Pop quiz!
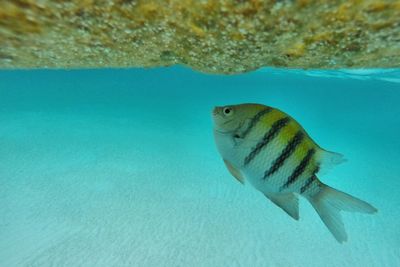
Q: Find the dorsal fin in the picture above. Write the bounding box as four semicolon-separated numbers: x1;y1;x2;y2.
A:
265;193;299;220
316;149;347;175
223;159;245;184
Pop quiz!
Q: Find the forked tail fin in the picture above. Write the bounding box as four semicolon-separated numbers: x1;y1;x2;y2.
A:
308;183;377;243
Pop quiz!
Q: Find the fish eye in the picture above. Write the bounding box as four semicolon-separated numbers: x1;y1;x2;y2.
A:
223;107;233;116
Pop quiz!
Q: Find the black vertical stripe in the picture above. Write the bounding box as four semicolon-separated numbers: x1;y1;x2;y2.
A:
300;166;320;194
263;131;304;179
241;107;272;139
244;117;290;166
300;175;316;194
280;148;316;191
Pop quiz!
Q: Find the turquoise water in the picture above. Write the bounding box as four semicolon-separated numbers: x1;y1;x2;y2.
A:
0;67;399;266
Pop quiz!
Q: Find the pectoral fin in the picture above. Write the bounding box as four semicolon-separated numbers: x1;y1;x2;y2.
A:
223;159;245;184
265;193;299;220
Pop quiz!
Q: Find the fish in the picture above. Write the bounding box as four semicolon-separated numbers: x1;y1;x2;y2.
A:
212;103;377;243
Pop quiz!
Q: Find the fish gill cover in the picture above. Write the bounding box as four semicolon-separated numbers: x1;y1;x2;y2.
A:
0;0;399;73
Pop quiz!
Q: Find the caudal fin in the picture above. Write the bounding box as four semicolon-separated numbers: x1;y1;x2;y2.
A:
308;184;377;243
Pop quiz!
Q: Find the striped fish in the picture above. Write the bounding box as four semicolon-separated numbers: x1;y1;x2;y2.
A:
212;103;377;243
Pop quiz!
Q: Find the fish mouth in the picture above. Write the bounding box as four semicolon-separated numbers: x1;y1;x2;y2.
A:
212;106;221;116
213;118;237;135
223;118;234;125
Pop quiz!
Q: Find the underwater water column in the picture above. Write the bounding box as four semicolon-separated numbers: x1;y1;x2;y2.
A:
0;67;399;267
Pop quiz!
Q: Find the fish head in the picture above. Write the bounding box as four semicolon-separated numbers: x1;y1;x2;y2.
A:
212;103;266;134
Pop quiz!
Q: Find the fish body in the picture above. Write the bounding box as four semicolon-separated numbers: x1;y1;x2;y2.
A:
212;103;377;243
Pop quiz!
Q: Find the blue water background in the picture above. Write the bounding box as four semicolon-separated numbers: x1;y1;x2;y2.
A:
0;67;399;266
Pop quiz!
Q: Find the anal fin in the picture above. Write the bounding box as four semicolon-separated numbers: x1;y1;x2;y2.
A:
265;193;299;220
223;159;245;184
